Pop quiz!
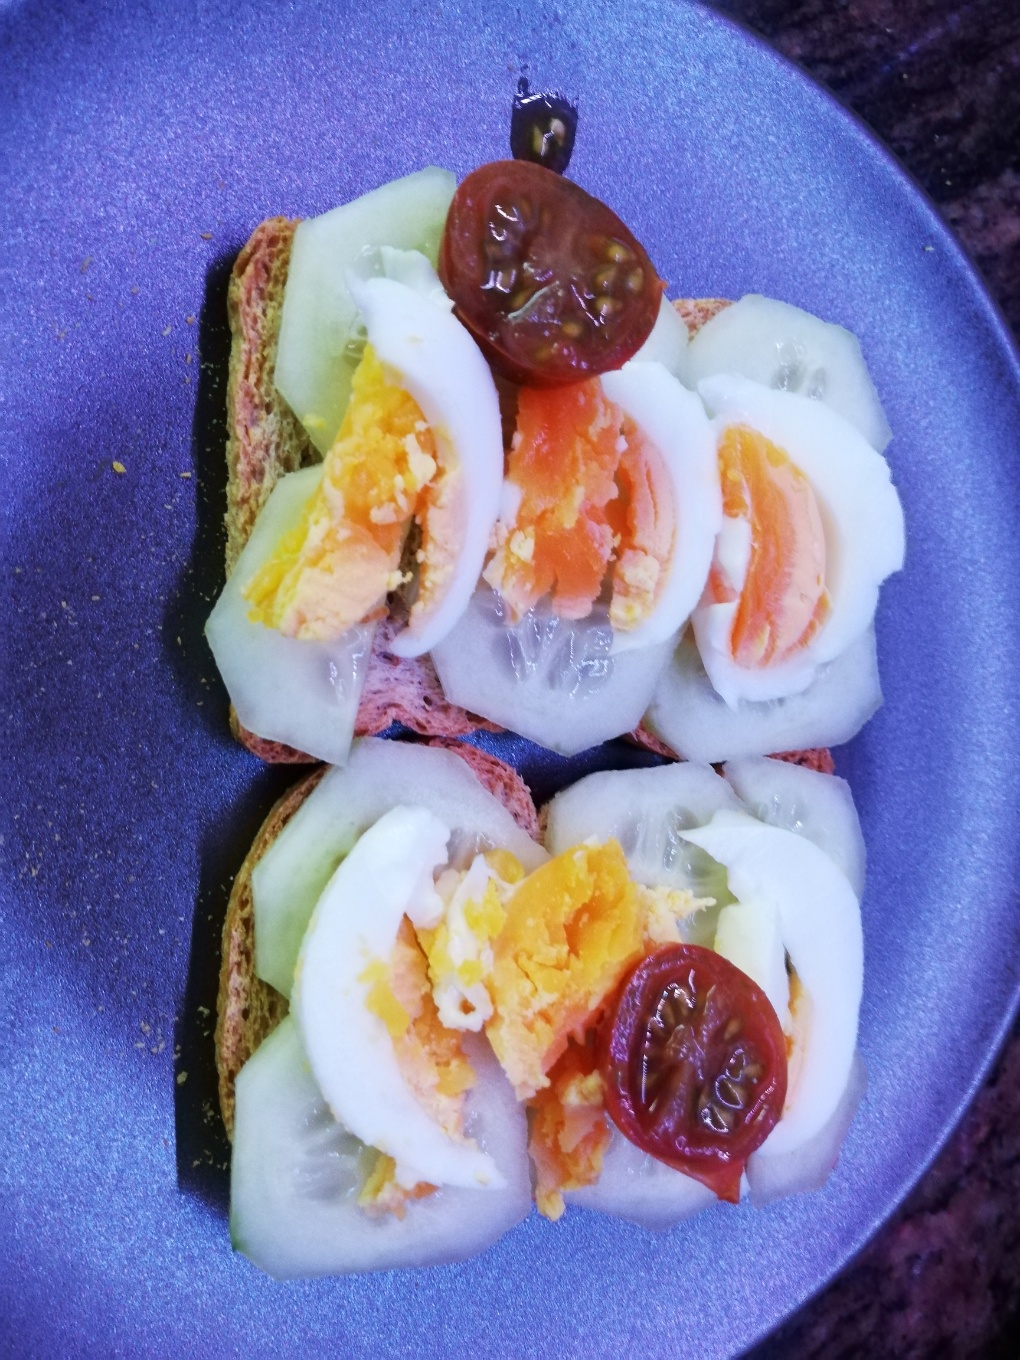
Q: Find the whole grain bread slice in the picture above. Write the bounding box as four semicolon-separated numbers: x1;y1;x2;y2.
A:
214;739;540;1138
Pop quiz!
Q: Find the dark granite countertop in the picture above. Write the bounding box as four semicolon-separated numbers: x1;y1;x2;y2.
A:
710;3;1020;1355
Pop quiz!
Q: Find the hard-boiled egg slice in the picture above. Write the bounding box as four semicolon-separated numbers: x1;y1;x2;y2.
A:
429;361;719;754
692;374;904;706
680;809;863;1158
600;360;721;652
292;804;505;1191
346;252;504;656
243;250;503;659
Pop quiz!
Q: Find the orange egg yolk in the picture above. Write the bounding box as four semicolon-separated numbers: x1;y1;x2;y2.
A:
605;415;677;631
485;839;644;1100
484;380;675;628
709;423;830;667
528;1036;611;1221
359;918;475;1217
243;345;441;641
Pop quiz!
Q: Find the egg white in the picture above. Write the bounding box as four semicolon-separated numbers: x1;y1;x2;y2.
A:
599;360;721;654
346;250;504;657
693;374;905;706
681;809;863;1159
292;803;505;1192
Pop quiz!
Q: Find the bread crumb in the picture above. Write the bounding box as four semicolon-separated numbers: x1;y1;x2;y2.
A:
80;257;91;273
176;1071;188;1085
162;325;172;337
200;232;213;240
186;314;196;325
179;471;192;479
112;461;126;474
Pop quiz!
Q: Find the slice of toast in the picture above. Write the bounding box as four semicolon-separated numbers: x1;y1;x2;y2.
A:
214;739;540;1138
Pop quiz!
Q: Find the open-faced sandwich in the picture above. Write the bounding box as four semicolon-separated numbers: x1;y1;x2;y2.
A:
204;98;904;767
217;738;868;1278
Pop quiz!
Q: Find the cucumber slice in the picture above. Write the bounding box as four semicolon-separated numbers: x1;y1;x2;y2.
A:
565;1130;716;1230
543;762;741;945
723;756;866;898
645;625;883;764
252;737;546;998
230;1018;531;1279
430;589;675;757
544;761;740;890
682;293;892;452
205;467;373;767
274;167;457;455
630;294;690;379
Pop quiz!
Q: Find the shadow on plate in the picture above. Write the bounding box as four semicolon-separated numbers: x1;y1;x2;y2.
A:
167;247;303;1210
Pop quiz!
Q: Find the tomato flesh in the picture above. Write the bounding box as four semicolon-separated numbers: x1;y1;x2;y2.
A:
597;944;788;1202
439;161;662;386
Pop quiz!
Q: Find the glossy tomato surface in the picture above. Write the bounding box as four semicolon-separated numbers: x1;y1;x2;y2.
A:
598;944;788;1201
439;160;662;385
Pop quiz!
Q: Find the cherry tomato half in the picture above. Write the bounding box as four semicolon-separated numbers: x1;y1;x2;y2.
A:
597;944;788;1202
439;161;662;386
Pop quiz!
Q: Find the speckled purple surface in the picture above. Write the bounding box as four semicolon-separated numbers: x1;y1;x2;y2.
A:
2;2;1020;1357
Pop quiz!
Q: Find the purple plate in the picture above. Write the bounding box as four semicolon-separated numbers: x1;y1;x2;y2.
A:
2;1;1019;1355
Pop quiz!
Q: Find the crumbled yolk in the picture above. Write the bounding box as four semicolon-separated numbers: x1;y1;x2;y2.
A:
418;852;524;1032
358;1151;437;1219
359;919;475;1217
484;380;676;630
484;380;621;621
359;957;410;1040
485;839;644;1100
709;423;830;668
529;1037;611;1221
243;344;439;640
483;847;526;886
640;883;715;946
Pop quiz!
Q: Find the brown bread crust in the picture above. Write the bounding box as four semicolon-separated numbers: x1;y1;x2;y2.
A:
225;217;319;576
215;767;326;1139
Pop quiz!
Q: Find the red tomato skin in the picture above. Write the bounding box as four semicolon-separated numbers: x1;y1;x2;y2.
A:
439;161;663;387
597;944;789;1203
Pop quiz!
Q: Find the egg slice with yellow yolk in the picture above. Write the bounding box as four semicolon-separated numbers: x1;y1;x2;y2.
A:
244;252;503;657
693;373;905;707
680;809;863;1160
244;344;438;638
293;803;505;1192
